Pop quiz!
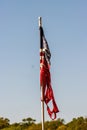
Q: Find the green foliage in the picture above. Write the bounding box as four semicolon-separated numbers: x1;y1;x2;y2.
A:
44;118;64;130
66;116;87;130
1;116;87;130
0;117;36;130
57;125;67;130
0;117;10;129
27;123;41;130
22;117;36;126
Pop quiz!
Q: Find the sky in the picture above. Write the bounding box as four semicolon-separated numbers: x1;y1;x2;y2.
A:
0;0;87;124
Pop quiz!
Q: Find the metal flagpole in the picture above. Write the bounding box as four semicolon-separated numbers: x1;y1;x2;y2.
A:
38;17;45;130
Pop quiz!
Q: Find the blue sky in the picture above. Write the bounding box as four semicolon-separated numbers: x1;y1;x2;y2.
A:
0;0;87;123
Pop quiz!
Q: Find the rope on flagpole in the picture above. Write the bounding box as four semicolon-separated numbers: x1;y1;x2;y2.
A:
38;17;45;130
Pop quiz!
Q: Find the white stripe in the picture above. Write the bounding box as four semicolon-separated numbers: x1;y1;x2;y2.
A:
40;56;44;60
40;49;44;52
40;63;44;68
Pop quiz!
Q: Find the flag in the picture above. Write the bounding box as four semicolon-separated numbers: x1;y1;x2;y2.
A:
40;26;59;120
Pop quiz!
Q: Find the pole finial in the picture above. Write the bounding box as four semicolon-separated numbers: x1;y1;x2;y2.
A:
38;17;42;27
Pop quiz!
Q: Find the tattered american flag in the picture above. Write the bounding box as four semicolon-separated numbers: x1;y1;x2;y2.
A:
40;26;59;120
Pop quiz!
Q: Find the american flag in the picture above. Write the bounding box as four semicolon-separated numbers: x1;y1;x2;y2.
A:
40;26;59;120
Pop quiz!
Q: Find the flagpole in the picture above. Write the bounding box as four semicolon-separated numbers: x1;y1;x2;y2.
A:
38;17;45;130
